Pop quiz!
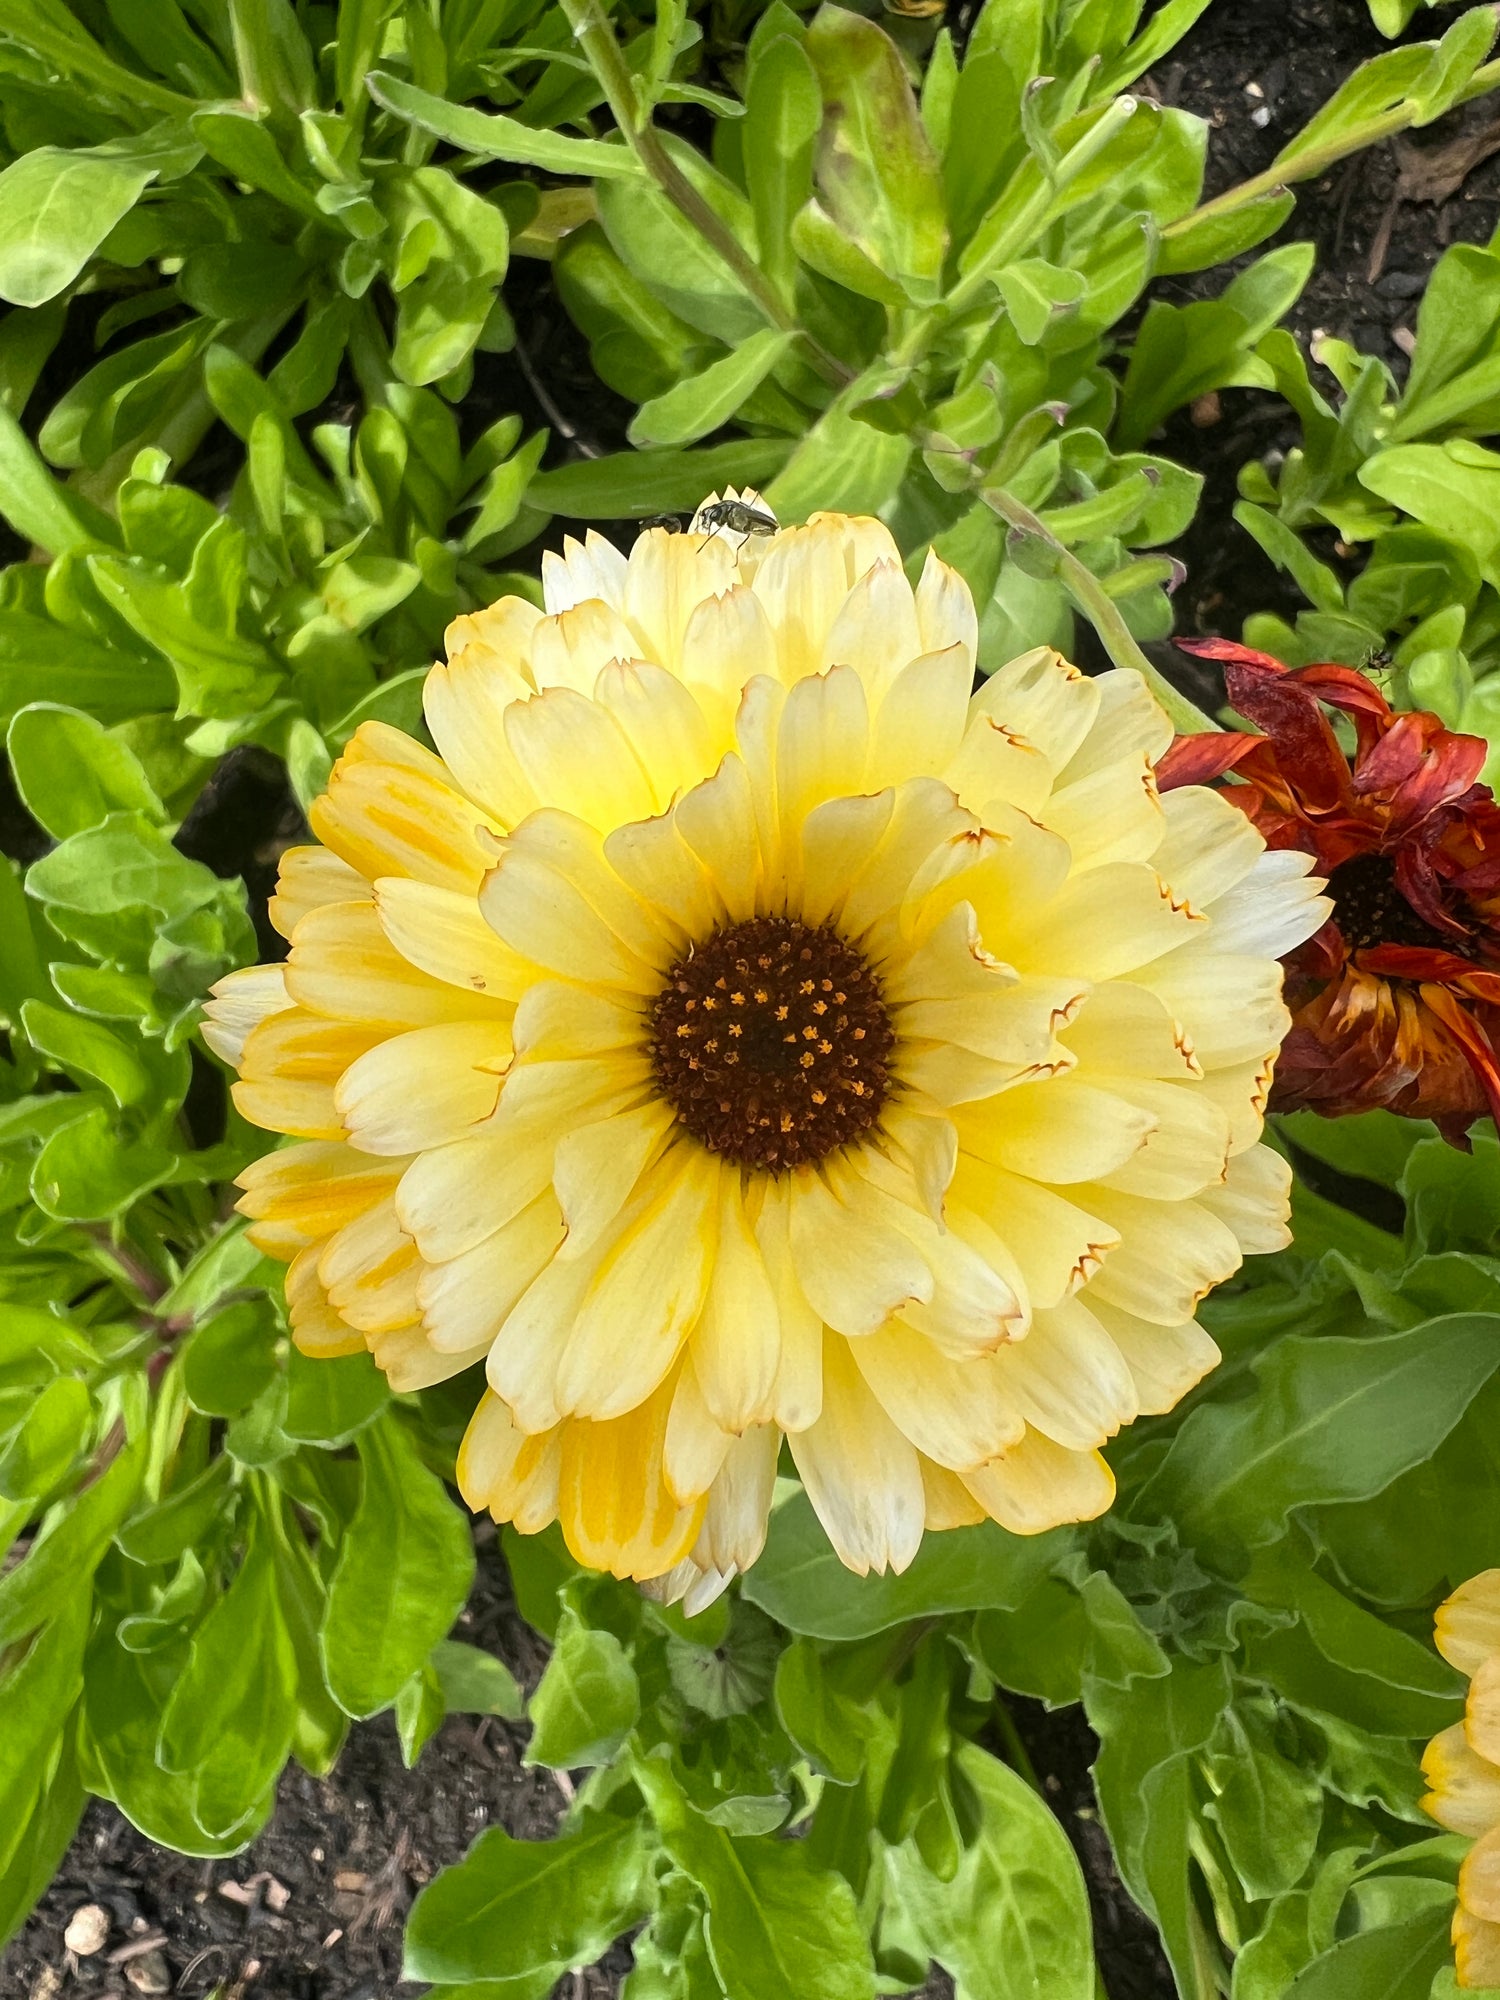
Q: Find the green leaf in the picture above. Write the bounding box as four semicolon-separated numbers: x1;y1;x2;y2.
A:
742;1491;1062;1639
1284;1903;1452;1998
367;72;644;180
181;1301;279;1419
1204;1704;1322;1903
804;4;948;304
282;1345;389;1445
0;1376;91;1502
31;1102;176;1221
629;329;798;448
0;1715;83;1951
1138;1312;1500;1568
321;1417;475;1719
1360;440;1500;588
743;33;822;302
403;1817;654;1986
526;439;793;518
525;1606;640;1769
19;1000;152;1108
885;1742;1095;2000
433;1640;523;1721
0;1589;88;1877
157;1524;298;1838
774;1638;879;1783
116;1457;234;1567
0;406;119;557
1408;4;1500;125
992;258;1087;345
642;1761;875;2000
7;703;165;839
0;1440;144;1647
0;146;163;308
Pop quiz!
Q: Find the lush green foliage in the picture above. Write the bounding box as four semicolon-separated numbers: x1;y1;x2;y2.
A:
6;3;1500;1998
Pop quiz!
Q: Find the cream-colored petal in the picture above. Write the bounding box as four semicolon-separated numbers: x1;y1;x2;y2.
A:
970;647;1099;775
1468;1656;1500;1770
1195;1141;1291;1253
752;517;897;685
756;1176;824;1432
853;1321;1025;1469
511;980;645;1060
1454;1902;1500;1989
1130;947;1288;1069
776;666;870;865
691;1424;779;1575
678;582;778;721
819;556;922;704
788;1166;932;1338
943;712;1054;822
1439;1571;1500;1678
914;548;977;674
334;1020;509;1155
952;1157;1116;1309
1082;1186;1243;1325
789;1330;926;1576
596;658;718;808
998;1295;1138;1450
605;809;721;946
417;1191;564;1353
625;526;738;670
457;1390;562;1534
1089;1076;1232;1203
1204;847;1329;958
373;877;535;1001
424;641;536;826
960;1077;1154;1186
478;820;664;995
1197;1052;1277;1154
1061;980;1202;1081
846;1150;1023;1355
487;1243;600;1434
367;1321;489;1392
504;684;657;829
553;1097;675;1256
396;1123;553;1262
556;1146;718;1420
235;1009;386;1140
673;754;763;924
1464;1826;1500;1927
202;964;292;1066
269;845;371;941
286;901;510;1028
1084;1299;1221;1416
527;597;641;694
1150;785;1264;908
922;1458;987;1529
541;530;628;616
841;777;990;949
879;1101;958;1224
798;791;896;930
1043;754;1162;869
1007;863;1208;983
1058;669;1172;784
664;1357;734;1504
961;1428;1115;1535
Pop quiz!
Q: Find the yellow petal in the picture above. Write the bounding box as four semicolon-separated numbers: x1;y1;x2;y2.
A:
424;632;537;825
373;877;535;1000
367;1320;488;1392
943;711;1054;822
1425;1722;1500;1836
625;525;738;670
541;531;628;616
310;724;499;893
756;1177;824;1432
819;556;922;703
1472;1663;1500;1792
269;845;371;942
557;1377;707;1580
1008;863;1207;984
318;1195;421;1334
1454;1902;1500;1989
678;582;778;721
952;1157;1116;1309
334;1020;509;1155
396;1124;553;1262
202;964;292;1067
553;1097;675;1256
789;1330;926;1576
596;658;718;807
798;791;895;929
664;1357;734;1503
417;1191;564;1353
752;517;898;684
237;1142;401;1255
557;1146;718;1420
1057;669;1171;784
1441;1573;1500;1678
692;1424;780;1574
867;644;978;807
487;1240;598;1433
605;809;721;947
1089;1076;1232;1203
504;683;657;830
690;1173;781;1432
1129;947;1288;1069
922;1457;987;1529
1043;754;1161;870
673;754;763;924
287;900;510;1029
511;980;646;1060
478;819;663;994
1061;980;1202;1081
1150;784;1264;908
961;1428;1115;1535
528;597;640;694
235;1009;385;1140
788;1165;932;1338
776;666;870;866
285;1244;366;1358
458;1391;562;1534
960;1076;1155;1185
914;548;977;674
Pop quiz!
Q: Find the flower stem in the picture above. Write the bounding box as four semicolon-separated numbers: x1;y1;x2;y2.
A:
980;486;1220;735
557;0;850;387
1163;47;1500;246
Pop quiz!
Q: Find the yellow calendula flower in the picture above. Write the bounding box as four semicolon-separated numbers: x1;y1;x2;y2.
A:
1424;1569;1500;1989
205;495;1326;1600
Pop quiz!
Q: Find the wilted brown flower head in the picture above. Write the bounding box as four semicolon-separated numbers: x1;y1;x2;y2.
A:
1160;640;1500;1147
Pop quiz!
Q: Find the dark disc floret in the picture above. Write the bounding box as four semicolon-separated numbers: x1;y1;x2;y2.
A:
648;916;895;1171
1326;850;1474;958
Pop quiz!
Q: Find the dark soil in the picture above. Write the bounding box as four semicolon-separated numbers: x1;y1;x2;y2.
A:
9;4;1500;1999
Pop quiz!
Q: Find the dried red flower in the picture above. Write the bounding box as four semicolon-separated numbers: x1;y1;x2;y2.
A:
1159;640;1500;1145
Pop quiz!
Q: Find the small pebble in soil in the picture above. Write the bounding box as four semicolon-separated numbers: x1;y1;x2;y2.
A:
123;1949;172;1995
64;1904;111;1956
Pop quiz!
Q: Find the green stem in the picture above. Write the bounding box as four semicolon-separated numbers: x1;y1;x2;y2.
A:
557;0;851;387
1164;49;1500;244
980;485;1220;735
991;1694;1045;1794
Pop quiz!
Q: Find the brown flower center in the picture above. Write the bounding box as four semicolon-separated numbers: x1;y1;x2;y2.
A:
648;916;895;1171
1327;850;1469;957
